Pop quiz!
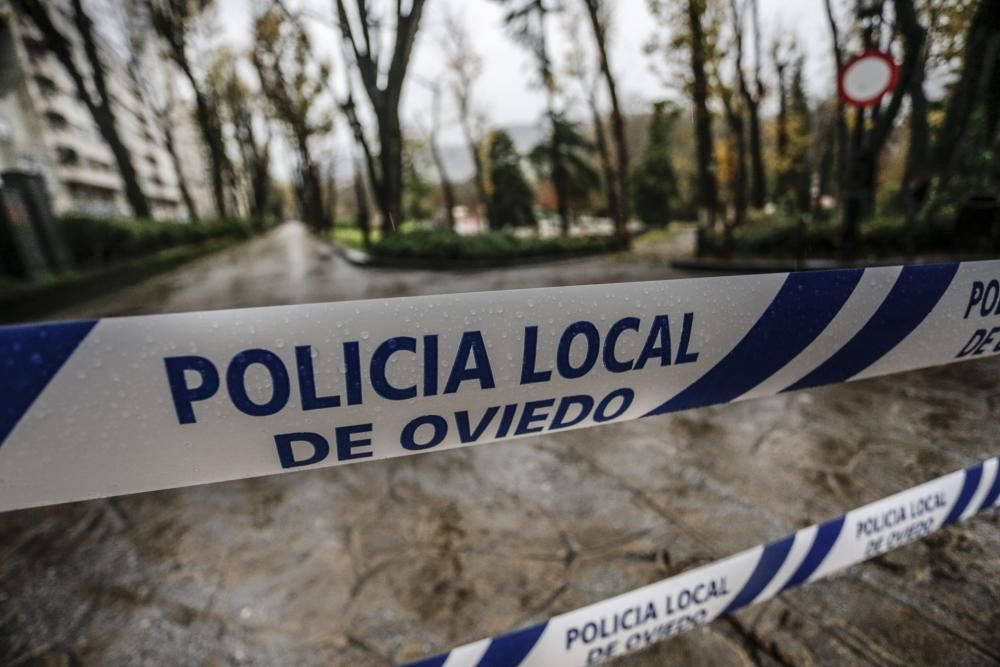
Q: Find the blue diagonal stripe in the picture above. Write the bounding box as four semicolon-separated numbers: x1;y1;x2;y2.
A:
643;268;863;417
785;263;958;393
404;654;448;667
976;464;1000;513
476;622;547;667
723;534;795;614
779;516;845;592
943;464;984;525
0;320;97;447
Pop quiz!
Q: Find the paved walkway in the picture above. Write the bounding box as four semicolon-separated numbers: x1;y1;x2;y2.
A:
2;223;998;666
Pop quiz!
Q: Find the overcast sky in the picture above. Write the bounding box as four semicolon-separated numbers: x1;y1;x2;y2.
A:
212;0;838;178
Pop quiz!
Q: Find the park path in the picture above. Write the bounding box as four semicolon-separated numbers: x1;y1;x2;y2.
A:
50;221;699;320
2;222;998;666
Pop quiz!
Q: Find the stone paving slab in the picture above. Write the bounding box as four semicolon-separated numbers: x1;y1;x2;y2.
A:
2;223;997;666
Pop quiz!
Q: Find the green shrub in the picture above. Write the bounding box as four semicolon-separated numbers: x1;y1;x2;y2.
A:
60;215;274;268
369;228;624;262
698;212;987;259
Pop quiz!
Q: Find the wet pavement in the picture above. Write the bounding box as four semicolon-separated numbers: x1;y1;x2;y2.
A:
2;222;998;666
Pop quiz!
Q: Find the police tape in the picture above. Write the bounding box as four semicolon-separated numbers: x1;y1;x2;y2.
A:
404;456;1000;667
1;261;999;511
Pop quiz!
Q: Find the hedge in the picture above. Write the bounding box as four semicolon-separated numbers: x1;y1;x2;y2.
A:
369;228;625;262
699;213;995;259
60;215;274;269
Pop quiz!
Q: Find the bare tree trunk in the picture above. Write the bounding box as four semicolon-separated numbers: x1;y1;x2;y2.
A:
353;159;371;248
325;164;338;227
582;0;629;242
838;0;925;256
335;0;427;235
377;104;405;232
773;53;790;199
246;124;271;221
296;133;327;231
687;0;719;230
587;91;619;235
823;0;849;205
190;84;230;220
550;110;571;236
426;82;457;229
429;136;457;229
721;93;748;250
161;115;199;221
730;0;766;209
340;91;383;217
902;56;929;232
745;97;766;208
536;10;570;236
464;126;491;228
16;0;151;218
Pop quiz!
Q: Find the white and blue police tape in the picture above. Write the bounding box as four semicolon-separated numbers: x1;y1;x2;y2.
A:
404;456;1000;667
1;261;1000;511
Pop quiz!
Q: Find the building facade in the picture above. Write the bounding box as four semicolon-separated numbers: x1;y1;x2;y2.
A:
0;3;209;221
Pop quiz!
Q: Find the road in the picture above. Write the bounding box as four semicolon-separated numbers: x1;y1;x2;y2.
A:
2;222;998;666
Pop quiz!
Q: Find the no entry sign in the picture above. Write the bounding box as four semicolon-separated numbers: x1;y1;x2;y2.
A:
838;49;898;107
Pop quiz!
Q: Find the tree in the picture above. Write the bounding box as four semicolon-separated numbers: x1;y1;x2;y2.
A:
649;0;721;229
352;158;372;247
115;1;197;221
772;38;791;200
15;0;151;218
493;0;571;234
713;44;748;242
580;0;630;242
418;80;457;229
772;37;812;211
403;139;434;221
157;93;201;221
729;0;767;208
335;0;428;234
148;0;233;219
530;115;602;224
632;102;680;227
563;13;618;229
213;53;271;222
488;131;536;229
824;0;927;254
441;8;490;227
915;0;1000;224
784;56;813;211
252;5;330;230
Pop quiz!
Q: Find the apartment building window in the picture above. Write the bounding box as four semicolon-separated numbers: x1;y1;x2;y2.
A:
56;146;79;166
44;110;69;129
34;74;58;96
22;35;47;60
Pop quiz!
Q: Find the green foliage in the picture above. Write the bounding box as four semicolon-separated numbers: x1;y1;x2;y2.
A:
369;228;623;263
775;56;812;211
403;141;434;221
488;130;536;228
60;216;274;269
632;102;679;227
698;213;991;259
529;114;602;213
252;5;332;231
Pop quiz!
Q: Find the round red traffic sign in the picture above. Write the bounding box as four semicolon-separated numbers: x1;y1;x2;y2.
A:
838;50;899;107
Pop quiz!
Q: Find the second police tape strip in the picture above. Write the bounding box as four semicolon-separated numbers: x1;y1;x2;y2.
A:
1;261;1000;510
404;455;1000;667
